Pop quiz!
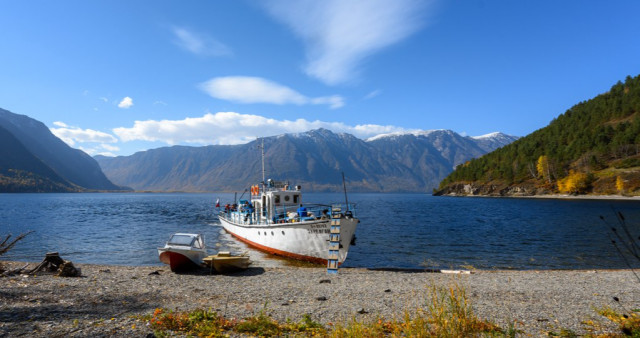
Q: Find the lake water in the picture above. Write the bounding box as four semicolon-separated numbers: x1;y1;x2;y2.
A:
1;193;639;270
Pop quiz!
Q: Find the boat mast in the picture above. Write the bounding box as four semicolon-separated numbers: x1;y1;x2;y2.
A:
261;138;265;186
259;138;267;223
342;172;349;213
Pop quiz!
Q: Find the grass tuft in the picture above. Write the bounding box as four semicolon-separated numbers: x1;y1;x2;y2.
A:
143;282;507;337
598;307;640;337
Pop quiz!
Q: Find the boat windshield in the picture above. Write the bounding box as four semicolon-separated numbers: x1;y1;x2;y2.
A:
168;234;196;246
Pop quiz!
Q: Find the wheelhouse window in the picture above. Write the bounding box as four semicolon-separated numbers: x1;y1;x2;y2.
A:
293;195;299;204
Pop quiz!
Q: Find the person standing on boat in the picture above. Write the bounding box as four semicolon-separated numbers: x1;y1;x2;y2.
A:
297;204;307;218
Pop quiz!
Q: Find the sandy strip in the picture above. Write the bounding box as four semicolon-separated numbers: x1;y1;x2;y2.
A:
1;261;638;337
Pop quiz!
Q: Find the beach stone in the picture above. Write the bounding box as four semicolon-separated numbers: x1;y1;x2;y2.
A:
316;296;327;301
319;279;331;284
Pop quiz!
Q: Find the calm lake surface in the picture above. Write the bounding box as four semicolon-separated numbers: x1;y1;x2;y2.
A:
1;193;639;270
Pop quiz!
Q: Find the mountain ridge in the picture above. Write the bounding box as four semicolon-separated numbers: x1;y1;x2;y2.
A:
0;108;124;192
96;128;517;192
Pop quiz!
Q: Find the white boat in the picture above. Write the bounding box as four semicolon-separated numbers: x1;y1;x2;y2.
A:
158;233;207;272
218;179;359;265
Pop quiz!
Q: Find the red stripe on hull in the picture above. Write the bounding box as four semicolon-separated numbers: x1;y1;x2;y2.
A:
225;229;328;265
159;251;200;272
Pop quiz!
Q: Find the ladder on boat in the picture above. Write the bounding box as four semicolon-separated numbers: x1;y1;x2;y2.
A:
327;205;341;274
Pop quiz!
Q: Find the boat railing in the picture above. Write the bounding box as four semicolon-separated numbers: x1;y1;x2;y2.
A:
270;202;357;224
219;202;356;225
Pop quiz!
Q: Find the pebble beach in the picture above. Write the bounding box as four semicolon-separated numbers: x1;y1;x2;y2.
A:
1;261;638;337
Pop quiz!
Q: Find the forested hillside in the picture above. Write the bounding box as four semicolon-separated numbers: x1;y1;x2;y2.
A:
437;75;640;196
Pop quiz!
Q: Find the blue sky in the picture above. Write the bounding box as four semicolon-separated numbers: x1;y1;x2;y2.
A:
1;0;639;156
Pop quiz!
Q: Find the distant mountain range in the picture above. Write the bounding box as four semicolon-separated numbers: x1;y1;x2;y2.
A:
95;128;518;193
0;108;123;192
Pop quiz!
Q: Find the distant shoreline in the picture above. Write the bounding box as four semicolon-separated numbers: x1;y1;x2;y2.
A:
437;193;640;201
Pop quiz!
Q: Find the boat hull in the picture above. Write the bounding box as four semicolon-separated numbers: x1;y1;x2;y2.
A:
158;248;204;272
219;216;357;264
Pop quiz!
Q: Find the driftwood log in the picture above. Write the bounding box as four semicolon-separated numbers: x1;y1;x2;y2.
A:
1;263;29;277
28;252;81;277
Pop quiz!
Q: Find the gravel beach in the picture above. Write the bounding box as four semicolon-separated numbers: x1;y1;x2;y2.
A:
1;261;638;337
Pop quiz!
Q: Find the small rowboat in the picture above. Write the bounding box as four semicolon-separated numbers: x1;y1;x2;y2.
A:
203;252;251;273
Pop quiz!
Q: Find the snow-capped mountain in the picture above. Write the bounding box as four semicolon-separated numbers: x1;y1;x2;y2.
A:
96;128;517;193
471;132;520;152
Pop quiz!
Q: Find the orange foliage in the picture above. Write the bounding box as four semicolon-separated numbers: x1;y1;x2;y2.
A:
557;170;590;194
616;176;625;193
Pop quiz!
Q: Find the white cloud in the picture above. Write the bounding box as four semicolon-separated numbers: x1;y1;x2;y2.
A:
99;97;108;102
118;96;133;109
153;100;168;106
113;112;404;145
100;144;120;152
50;123;118;147
78;144;120;157
364;89;382;100
199;76;345;109
172;26;232;57
262;0;430;85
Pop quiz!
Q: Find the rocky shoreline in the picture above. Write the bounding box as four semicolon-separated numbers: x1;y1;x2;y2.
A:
1;261;638;336
434;182;640;199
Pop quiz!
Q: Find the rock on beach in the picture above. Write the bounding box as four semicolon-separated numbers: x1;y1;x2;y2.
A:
0;261;638;336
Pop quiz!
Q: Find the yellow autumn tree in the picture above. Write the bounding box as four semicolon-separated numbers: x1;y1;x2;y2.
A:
557;170;589;194
536;155;551;183
616;176;624;194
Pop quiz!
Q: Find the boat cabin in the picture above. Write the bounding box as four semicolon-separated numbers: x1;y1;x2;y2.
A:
250;180;305;224
166;233;204;249
223;179;334;225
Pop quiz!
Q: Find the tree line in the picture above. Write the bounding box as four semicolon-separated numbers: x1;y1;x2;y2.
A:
439;74;640;192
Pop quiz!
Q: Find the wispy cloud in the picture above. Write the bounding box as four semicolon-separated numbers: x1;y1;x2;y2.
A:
50;122;118;146
118;96;133;109
262;0;430;85
364;89;382;100
172;26;232;57
199;76;345;109
113;112;404;145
